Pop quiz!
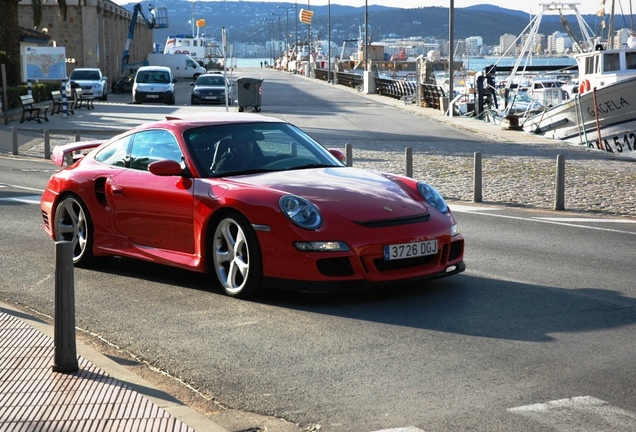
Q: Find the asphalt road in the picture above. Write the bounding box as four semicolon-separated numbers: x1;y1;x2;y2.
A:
2;69;636;431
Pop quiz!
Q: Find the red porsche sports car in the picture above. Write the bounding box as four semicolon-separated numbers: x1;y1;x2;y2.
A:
41;113;465;298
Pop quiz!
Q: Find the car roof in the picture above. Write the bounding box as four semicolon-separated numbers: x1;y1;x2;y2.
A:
128;113;287;131
137;66;171;72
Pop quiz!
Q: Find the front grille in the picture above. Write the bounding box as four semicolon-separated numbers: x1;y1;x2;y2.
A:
41;211;50;231
317;257;354;277
373;254;437;272
355;214;430;228
449;240;464;261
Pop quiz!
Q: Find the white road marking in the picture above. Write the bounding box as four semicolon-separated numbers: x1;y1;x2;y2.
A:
451;205;636;235
449;204;504;212
0;195;41;204
537;217;636;224
370;428;424;432
508;396;636;431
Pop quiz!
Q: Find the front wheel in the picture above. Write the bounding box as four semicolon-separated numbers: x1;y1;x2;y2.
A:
211;213;262;298
53;195;102;266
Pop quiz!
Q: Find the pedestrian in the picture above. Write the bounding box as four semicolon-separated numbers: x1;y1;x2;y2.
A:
260;61;263;68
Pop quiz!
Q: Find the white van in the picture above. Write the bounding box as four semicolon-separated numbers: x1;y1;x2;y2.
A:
147;53;206;80
132;66;176;105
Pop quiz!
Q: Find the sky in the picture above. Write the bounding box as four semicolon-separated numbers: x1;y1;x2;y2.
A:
142;1;606;16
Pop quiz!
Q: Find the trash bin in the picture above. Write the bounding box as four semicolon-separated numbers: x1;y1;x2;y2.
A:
236;77;263;112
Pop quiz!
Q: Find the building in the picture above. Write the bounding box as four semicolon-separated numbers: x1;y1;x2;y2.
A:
499;33;517;56
17;0;155;84
464;36;483;56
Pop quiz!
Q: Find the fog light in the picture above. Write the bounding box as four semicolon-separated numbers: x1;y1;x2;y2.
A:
446;265;457;273
294;241;350;252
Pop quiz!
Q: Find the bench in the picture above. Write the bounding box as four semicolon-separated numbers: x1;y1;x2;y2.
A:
73;88;95;110
50;90;74;115
20;95;49;124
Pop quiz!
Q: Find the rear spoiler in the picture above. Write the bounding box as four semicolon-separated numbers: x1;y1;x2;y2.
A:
51;140;105;167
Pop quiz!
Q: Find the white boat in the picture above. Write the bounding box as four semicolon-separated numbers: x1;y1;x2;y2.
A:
519;3;636;156
524;43;636;155
163;34;223;69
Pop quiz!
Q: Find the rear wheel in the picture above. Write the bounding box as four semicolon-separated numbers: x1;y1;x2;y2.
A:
53;195;103;266
211;213;262;299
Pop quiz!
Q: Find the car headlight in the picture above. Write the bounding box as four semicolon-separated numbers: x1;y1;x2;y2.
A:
279;195;322;229
192;90;201;96
417;182;448;214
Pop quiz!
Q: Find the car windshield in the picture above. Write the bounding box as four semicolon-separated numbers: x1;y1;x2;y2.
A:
71;70;101;80
197;76;225;86
183;122;344;177
136;71;170;84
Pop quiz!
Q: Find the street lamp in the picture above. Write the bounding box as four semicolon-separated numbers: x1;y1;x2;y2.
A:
277;5;295;52
364;0;368;71
270;12;283;55
263;17;275;66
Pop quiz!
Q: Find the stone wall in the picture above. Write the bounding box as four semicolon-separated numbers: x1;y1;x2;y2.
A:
18;0;154;83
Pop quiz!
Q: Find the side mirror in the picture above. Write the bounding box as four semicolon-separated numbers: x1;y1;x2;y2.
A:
328;148;345;162
148;159;183;176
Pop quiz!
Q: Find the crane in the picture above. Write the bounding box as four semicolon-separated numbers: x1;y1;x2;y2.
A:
121;3;168;74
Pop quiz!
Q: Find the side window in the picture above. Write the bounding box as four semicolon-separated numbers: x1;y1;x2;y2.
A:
603;53;620;72
626;52;636;70
129;129;183;171
94;135;132;167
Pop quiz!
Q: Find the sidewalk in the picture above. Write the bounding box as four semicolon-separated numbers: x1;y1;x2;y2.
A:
0;302;229;432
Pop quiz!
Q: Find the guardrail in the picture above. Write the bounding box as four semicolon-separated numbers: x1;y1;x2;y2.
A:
7;128;124;159
334;72;364;90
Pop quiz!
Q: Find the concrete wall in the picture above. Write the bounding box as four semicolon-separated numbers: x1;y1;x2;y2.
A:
18;0;154;83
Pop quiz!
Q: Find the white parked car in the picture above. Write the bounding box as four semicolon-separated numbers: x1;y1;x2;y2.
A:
132;66;176;105
66;68;108;101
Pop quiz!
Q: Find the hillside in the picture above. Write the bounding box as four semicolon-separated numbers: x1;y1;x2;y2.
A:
122;1;612;49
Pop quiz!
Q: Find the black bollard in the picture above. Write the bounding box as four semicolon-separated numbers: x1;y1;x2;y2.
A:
52;241;79;373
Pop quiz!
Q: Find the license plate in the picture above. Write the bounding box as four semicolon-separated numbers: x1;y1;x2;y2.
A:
383;240;438;261
204;96;218;100
147;95;159;98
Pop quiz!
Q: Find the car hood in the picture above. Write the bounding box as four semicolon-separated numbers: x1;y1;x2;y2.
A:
228;167;429;221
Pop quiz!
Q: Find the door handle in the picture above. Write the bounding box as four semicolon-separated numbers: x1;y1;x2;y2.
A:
111;185;123;195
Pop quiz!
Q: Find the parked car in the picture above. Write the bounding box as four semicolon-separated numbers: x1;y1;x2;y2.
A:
40;113;465;299
132;66;176;105
112;74;134;94
66;68;108;101
190;72;232;105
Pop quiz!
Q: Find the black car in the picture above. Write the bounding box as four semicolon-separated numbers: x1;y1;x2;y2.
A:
190;73;232;105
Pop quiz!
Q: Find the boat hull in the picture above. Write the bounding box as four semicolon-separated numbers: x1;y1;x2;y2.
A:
524;76;636;156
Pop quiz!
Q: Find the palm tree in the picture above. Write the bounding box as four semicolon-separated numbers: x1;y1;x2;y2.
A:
0;0;67;86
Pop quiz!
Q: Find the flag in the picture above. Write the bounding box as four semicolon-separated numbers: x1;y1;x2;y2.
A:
196;19;206;27
299;9;314;25
596;0;605;16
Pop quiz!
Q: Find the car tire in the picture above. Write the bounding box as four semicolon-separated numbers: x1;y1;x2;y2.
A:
100;93;108;101
53;194;104;267
211;212;263;299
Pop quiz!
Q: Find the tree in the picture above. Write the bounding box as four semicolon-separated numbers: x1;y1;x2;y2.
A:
0;0;67;86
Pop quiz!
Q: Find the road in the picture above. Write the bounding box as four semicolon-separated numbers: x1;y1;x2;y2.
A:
2;70;636;431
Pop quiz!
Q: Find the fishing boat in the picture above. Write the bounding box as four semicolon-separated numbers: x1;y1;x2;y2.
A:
508;2;636;156
163;34;224;69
